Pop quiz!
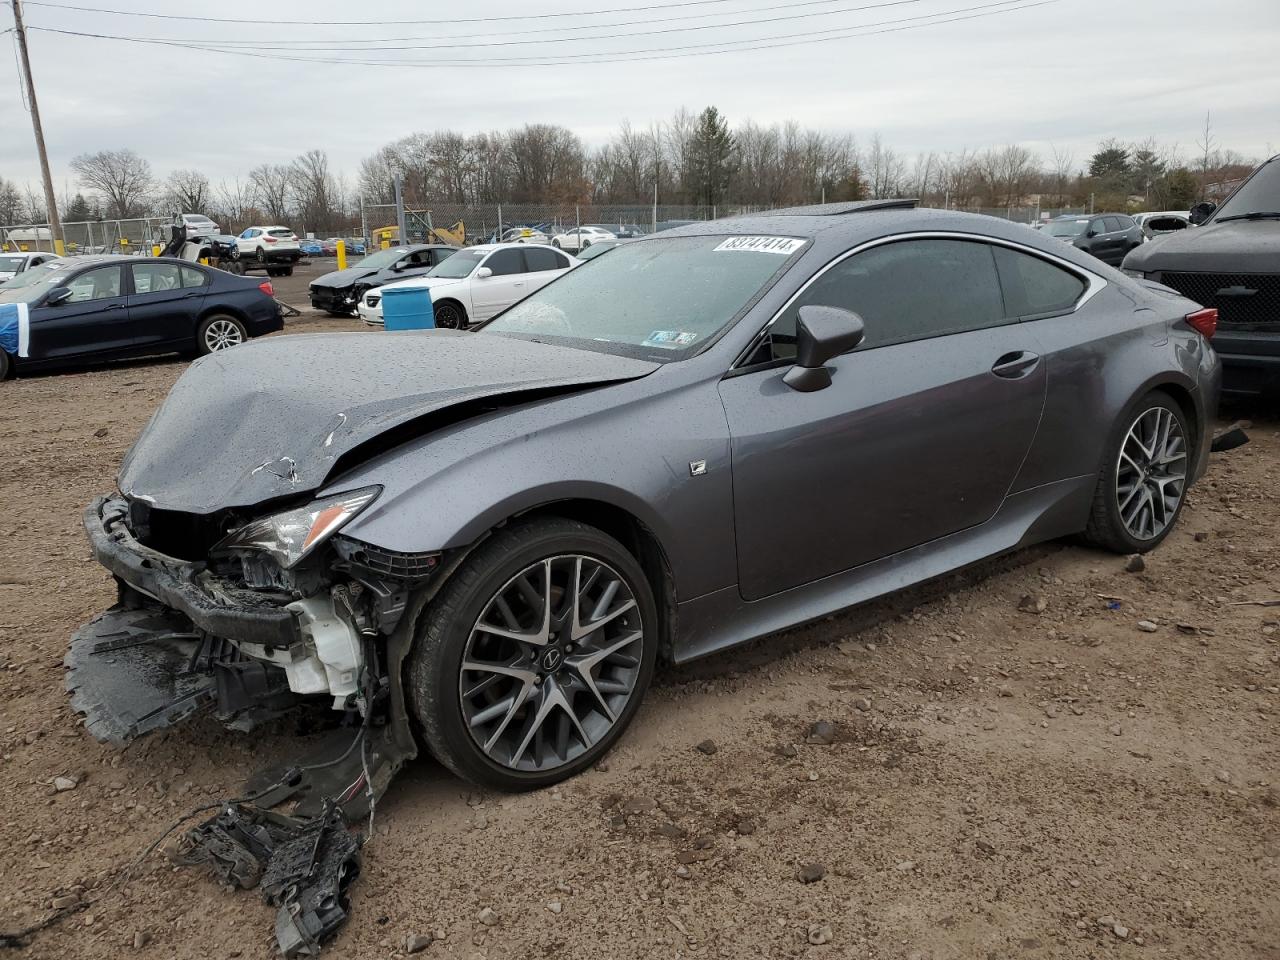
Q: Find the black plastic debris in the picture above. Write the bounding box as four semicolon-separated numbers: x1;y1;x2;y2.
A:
1210;423;1250;453
65;606;213;745
175;801;361;957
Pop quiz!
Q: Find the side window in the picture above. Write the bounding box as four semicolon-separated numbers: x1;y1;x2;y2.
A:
523;246;565;272
1114;216;1135;230
65;265;122;303
1103;217;1122;232
484;249;525;276
993;247;1087;319
181;266;209;289
131;262;182;295
764;239;1005;361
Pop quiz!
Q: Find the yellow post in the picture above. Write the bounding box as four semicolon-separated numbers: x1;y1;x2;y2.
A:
380;237;390;250
335;239;347;270
152;244;161;257
54;238;66;256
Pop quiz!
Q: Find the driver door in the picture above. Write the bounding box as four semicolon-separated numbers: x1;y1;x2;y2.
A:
718;238;1046;601
27;264;133;362
470;248;529;321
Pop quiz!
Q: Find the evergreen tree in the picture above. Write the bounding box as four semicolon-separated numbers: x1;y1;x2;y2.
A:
689;107;736;209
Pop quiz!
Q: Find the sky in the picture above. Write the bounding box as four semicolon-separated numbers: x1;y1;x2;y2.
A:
2;0;1278;195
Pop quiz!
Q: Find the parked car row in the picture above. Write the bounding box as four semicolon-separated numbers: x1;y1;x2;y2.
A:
309;244;459;316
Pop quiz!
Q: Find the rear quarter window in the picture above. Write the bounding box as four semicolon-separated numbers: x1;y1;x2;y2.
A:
993;247;1087;318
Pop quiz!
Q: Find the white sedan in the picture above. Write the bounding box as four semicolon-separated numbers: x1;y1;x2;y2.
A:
0;251;60;284
552;225;616;254
357;242;578;329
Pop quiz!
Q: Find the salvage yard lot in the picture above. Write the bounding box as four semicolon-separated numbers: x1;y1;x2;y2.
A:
0;329;1277;959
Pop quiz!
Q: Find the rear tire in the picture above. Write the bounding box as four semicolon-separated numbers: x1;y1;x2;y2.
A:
1082;391;1191;553
0;350;12;380
408;518;658;791
433;300;467;330
196;314;248;355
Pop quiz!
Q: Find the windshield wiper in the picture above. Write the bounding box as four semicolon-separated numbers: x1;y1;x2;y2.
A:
1215;211;1280;223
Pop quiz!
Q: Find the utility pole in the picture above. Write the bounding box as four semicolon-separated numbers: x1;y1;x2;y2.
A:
12;0;64;254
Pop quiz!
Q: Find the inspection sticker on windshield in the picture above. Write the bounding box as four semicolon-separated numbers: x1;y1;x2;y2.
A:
644;330;698;348
714;236;805;255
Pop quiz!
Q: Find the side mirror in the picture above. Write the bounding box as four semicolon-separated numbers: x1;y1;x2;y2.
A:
783;305;865;393
1189;201;1216;225
46;287;72;306
1086;229;1099;238
476;267;493;279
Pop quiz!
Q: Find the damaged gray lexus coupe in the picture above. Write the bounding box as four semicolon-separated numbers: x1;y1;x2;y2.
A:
70;200;1221;793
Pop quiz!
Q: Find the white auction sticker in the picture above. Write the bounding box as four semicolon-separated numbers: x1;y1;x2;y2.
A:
713;236;806;255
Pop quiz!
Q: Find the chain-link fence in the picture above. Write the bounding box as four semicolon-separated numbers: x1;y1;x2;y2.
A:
1;217;172;255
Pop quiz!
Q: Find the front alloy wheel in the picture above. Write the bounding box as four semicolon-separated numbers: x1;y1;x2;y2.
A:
409;519;657;790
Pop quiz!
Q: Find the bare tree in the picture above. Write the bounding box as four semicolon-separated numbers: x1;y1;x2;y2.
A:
69;149;153;219
0;177;23;224
290;149;337;234
248;163;292;223
214;177;254;233
164;169;211;215
1047;143;1074;207
865;134;905;198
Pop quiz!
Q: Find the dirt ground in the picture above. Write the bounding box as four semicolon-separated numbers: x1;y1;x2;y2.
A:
0;308;1277;960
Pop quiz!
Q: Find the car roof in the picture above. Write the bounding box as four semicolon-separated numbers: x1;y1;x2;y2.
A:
652;203;1116;271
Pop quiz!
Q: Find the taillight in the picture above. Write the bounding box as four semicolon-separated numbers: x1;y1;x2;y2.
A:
264;235;278;243
259;281;275;297
1185;307;1217;339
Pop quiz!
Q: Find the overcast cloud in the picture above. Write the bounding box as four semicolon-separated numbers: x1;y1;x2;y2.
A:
2;0;1278;192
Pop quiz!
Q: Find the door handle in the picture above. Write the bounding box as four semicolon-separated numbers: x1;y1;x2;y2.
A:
102;303;125;311
991;351;1040;379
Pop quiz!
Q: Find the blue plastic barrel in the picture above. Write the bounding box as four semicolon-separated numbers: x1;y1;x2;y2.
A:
380;285;435;330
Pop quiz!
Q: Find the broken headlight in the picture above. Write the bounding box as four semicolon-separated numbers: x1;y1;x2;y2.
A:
214;487;381;569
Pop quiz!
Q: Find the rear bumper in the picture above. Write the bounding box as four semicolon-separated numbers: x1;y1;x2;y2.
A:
1213;329;1280;395
84;496;300;649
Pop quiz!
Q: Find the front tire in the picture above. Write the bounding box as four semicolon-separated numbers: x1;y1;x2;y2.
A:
255;246;267;264
196;314;248;355
1083;391;1191;553
0;350;12;380
408;518;658;791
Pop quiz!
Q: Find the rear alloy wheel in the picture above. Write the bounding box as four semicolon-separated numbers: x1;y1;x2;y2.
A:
197;314;247;354
1084;392;1190;553
433;301;467;330
409;519;657;790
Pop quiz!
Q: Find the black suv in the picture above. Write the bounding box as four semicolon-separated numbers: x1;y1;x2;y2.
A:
1124;155;1280;395
1043;213;1145;265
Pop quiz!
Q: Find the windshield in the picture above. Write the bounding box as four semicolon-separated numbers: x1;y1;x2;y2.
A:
1046;219;1089;237
0;256;26;272
1213;160;1280;221
355;248;410;270
0;265;75;304
482;234;803;361
427;249;484;279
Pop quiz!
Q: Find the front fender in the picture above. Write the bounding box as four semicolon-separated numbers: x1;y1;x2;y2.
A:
334;375;737;601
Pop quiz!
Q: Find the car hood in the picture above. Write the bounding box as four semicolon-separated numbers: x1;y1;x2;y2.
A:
118;331;658;513
310;267;380;289
1124;219;1280;272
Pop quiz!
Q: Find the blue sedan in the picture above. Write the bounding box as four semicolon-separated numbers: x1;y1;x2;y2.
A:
0;255;283;379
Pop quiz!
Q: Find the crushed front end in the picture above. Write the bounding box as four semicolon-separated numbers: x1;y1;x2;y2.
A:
68;490;444;953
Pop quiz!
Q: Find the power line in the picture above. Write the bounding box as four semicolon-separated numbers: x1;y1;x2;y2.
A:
20;0;867;27
113;0;939;53
31;0;1056;68
52;0;926;48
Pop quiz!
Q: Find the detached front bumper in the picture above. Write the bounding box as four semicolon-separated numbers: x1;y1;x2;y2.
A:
309;286;356;313
84;496;301;649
